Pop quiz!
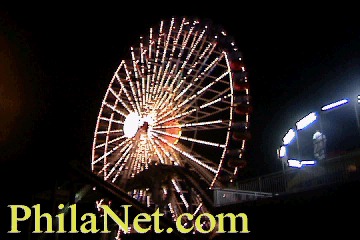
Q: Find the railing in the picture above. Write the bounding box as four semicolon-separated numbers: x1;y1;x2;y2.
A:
213;188;273;207
214;149;360;206
242;149;360;194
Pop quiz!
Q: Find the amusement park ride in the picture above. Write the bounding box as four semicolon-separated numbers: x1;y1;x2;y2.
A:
53;17;253;239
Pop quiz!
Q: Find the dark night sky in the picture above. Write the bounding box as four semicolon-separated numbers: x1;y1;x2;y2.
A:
1;5;360;193
2;5;360;240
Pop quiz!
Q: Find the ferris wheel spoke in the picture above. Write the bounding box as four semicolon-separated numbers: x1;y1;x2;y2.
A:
153;62;172;104
154;43;212;118
122;152;138;180
153;63;178;109
174;71;231;116
94;135;127;149
123;139;155;176
110;143;133;167
129;49;144;111
152;138;179;165
177;41;217;85
153;18;175;98
108;88;132;114
122;63;142;114
138;40;147;107
145;27;154;104
152;129;225;148
162;18;187;92
178;25;195;58
154;28;208;109
155;108;197;125
147;137;166;164
109;154;130;183
153;120;217;129
191;70;230;99
177;142;230;189
102;67;128;112
112;62;140;114
190;92;232;123
152;133;218;174
156;54;225;122
158;120;230;132
193;202;203;217
102;144;133;180
172;18;186;53
157;92;231;127
96;129;123;135
167;202;178;221
173;53;224;104
156;82;193;120
180;143;223;170
148;21;164;102
102;113;118;175
152;64;164;104
171;195;184;219
171;179;189;210
124;152;137;179
177;72;230;119
102;102;128;118
161;18;175;63
149;135;182;166
93;139;132;165
177;61;228;108
157;27;205;106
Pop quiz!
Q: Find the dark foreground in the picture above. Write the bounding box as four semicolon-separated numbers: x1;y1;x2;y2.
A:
2;177;359;240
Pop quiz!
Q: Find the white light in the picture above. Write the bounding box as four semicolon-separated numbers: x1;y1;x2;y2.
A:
301;160;316;166
287;159;316;168
143;114;155;125
123;112;140;138
296;112;317;130
321;99;349;111
278;146;286;158
283;129;296;145
288;159;301;168
357;95;360;103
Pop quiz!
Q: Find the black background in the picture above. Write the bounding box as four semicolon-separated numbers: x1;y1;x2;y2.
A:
1;4;360;239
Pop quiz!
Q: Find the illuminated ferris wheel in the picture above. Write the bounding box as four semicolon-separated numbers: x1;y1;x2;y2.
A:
91;17;251;225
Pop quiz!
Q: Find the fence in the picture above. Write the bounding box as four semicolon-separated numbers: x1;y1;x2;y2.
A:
214;149;360;206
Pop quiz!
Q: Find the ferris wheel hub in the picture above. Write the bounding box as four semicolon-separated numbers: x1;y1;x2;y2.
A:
123;112;156;138
123;112;140;138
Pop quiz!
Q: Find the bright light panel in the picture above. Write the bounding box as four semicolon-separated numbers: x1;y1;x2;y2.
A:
321;99;348;111
283;129;296;145
288;159;301;168
287;159;316;168
301;160;316;165
296;112;317;130
278;146;286;158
